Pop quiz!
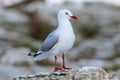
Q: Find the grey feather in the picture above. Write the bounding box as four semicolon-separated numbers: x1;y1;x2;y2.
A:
28;32;59;60
39;32;59;52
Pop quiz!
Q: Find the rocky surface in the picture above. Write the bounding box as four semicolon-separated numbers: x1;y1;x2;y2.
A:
13;66;119;80
0;1;120;80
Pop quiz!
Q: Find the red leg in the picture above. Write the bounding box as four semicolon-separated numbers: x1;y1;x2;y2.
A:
54;55;62;71
62;53;71;70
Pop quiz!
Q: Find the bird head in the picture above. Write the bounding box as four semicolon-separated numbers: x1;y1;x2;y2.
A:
58;9;78;20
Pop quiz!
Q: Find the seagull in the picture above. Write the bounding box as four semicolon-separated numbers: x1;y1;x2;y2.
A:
28;9;77;71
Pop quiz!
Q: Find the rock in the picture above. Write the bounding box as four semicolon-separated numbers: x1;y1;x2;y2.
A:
67;66;109;80
95;40;115;59
0;27;22;41
69;32;120;60
0;7;30;36
67;40;97;61
0;47;32;66
13;66;119;80
77;59;107;67
0;8;29;24
113;33;120;55
0;64;27;80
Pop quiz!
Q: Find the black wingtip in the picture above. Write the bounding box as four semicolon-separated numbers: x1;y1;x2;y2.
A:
28;52;41;57
33;53;40;57
28;52;31;56
28;52;34;56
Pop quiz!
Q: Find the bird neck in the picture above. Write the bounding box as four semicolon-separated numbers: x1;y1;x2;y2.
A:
57;18;73;32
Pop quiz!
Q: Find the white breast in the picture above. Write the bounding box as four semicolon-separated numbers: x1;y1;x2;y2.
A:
51;28;75;54
58;33;75;52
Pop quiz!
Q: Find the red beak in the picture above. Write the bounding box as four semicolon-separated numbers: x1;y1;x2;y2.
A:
70;16;78;20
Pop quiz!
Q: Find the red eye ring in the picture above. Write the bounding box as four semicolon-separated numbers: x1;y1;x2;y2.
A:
65;12;68;15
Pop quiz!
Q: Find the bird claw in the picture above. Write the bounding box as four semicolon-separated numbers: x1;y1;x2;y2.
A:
62;66;71;70
54;67;71;71
63;67;71;70
54;67;63;71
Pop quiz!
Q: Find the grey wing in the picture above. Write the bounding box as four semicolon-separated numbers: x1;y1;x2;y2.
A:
39;33;59;52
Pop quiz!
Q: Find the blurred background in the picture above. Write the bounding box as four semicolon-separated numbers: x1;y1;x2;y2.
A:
0;0;120;80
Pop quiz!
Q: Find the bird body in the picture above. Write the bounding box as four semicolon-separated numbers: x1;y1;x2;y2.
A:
28;9;77;71
34;18;75;60
52;18;75;52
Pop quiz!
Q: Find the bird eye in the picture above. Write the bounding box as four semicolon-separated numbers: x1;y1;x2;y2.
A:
65;12;68;15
